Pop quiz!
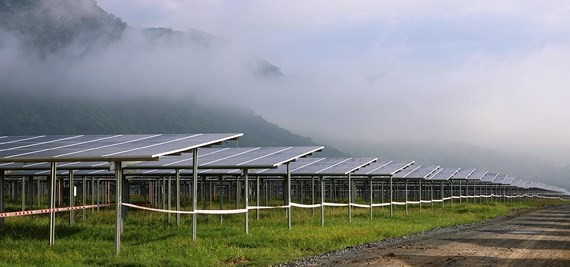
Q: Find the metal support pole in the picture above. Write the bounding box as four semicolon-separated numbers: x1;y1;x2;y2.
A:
348;173;352;222
459;180;462;204
0;170;4;228
441;182;445;208
176;170;181;226
201;176;206;210
369;177;373;220
162;177;166;210
404;180;408;215
28;176;33;210
69;170;75;226
114;161;123;255
91;177;95;213
192;148;199;241
320;176;325;226
21;176;26;211
390;176;394;217
449;180;453;209
381;181;384;209
311;176;315;217
431;182;434;209
419;180;422;210
287;163;292;229
243;169;249;235
256;175;260;221
219;176;224;224
82;176;86;221
166;176;171;223
49;163;57;245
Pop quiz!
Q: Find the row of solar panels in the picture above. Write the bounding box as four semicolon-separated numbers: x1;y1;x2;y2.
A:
0;135;567;195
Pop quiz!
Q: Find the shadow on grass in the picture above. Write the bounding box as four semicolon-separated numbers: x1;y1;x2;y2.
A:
124;233;178;246
0;223;81;241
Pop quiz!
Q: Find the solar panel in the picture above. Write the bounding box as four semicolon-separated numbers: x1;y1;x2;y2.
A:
502;176;515;185
355;160;414;176
480;172;498;182
429;167;460;180
0;161;110;171
395;165;440;179
126;146;323;170
452;169;475;179
466;170;487;180
509;178;521;187
492;174;508;184
0;134;242;162
259;157;377;176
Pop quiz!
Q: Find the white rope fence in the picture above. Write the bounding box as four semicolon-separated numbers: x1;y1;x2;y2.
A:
117;194;562;216
0;204;112;218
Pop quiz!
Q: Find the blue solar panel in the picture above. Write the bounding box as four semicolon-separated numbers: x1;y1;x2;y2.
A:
0;134;242;162
259;157;376;176
127;146;322;170
480;172;498;182
355;160;414;176
399;165;440;179
492;174;508;184
452;169;475;179
466;170;487;180
429;167;460;180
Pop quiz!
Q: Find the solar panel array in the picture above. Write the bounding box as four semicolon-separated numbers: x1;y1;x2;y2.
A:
130;146;323;169
259;157;377;176
429;167;460;181
0;134;566;194
394;165;440;179
0;134;242;162
354;160;414;176
492;174;508;184
452;169;475;179
466;170;488;180
480;172;499;182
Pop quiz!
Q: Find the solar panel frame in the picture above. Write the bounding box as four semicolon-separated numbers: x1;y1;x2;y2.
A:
451;169;475;180
428;167;460;181
491;174;508;184
256;157;377;176
354;160;415;176
0;134;243;163
502;176;515;185
466;170;488;181
394;165;440;179
480;172;498;183
124;146;323;170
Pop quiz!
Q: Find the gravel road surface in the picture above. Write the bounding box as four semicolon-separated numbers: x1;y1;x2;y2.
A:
280;205;570;266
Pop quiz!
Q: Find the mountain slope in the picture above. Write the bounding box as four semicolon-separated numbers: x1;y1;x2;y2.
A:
0;91;346;156
0;0;342;156
336;140;569;189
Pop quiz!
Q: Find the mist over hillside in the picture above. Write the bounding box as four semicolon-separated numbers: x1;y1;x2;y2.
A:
0;0;340;155
333;140;570;190
0;0;567;189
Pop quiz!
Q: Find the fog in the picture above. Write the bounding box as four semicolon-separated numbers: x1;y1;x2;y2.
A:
94;0;570;165
1;0;569;188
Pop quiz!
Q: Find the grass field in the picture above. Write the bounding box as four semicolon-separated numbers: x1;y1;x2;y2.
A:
0;198;565;266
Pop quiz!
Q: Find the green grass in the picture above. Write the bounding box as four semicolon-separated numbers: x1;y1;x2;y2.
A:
0;198;566;266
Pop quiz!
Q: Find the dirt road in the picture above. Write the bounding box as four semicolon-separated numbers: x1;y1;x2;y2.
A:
284;205;570;266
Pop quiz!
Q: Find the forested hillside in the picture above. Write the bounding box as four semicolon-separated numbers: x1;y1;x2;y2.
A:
0;92;346;156
0;0;341;156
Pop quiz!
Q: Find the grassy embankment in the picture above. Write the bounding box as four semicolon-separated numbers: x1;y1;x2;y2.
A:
0;198;565;266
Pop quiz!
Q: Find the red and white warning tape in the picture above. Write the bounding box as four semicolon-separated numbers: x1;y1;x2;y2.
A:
0;204;112;218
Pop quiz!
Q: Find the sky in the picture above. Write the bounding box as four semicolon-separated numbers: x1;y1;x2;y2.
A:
87;1;570;167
